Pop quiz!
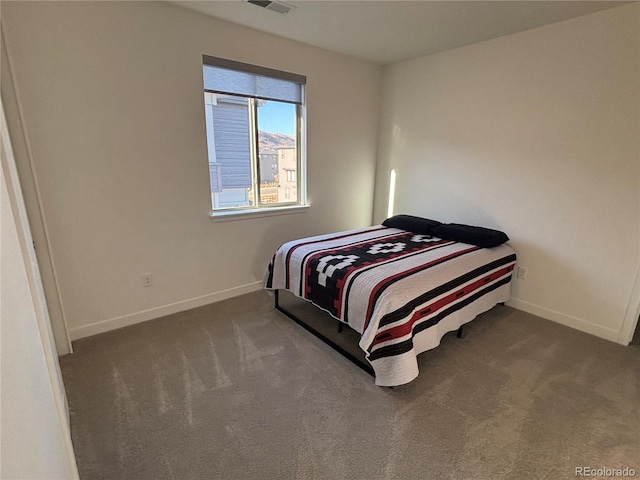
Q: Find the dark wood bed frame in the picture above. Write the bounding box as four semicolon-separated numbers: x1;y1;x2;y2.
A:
274;289;465;378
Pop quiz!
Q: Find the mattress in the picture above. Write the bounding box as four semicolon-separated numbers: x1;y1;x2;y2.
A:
265;225;516;386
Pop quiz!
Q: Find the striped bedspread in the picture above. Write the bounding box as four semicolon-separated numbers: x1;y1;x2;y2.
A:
264;226;516;386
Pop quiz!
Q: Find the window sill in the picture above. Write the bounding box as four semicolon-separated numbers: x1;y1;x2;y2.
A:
209;204;311;222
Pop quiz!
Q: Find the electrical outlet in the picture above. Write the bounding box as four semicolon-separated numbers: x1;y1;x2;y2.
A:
142;273;153;287
516;266;528;280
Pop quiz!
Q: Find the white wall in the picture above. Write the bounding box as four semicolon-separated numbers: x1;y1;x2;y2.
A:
374;4;640;341
1;30;72;355
1;1;381;339
1;106;78;478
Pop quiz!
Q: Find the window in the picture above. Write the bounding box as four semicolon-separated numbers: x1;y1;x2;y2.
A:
285;169;295;182
202;55;306;213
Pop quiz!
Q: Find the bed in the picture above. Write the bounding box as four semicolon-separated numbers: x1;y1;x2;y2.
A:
264;216;516;386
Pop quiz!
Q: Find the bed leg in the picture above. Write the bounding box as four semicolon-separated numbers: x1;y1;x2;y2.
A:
456;326;464;339
273;290;375;378
274;289;279;308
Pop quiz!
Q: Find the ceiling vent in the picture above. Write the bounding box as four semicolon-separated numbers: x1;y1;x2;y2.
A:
247;0;294;15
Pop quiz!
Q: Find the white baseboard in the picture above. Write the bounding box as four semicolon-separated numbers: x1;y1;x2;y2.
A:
69;287;626;345
507;297;621;344
68;281;263;341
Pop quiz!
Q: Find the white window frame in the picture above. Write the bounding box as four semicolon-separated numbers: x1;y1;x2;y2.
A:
202;55;309;220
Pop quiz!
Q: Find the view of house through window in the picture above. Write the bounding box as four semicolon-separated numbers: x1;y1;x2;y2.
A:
256;101;298;205
202;56;305;212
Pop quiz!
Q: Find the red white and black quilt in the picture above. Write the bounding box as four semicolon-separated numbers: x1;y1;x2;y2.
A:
264;226;516;386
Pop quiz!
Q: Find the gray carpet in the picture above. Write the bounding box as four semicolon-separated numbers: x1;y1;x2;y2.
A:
60;291;640;480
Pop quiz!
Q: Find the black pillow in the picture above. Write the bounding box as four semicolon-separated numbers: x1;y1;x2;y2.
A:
433;223;509;248
382;215;442;235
